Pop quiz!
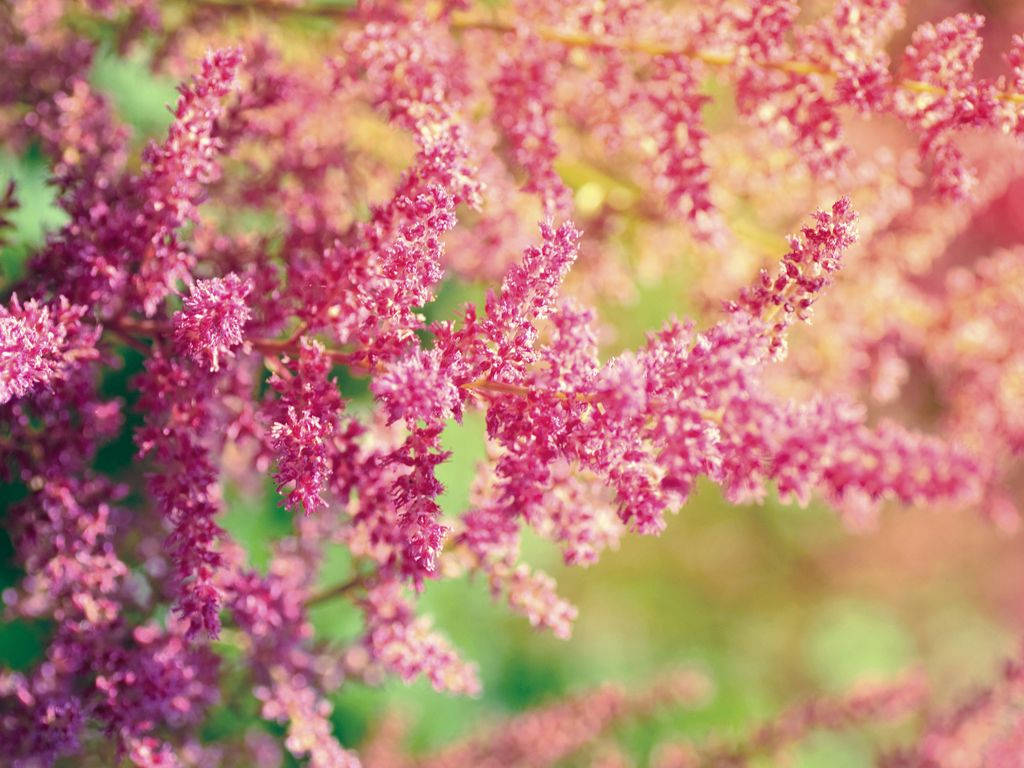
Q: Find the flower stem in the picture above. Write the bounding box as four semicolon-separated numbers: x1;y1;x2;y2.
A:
307;573;367;607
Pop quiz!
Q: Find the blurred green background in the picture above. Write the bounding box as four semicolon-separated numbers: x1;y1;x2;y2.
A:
2;16;1021;767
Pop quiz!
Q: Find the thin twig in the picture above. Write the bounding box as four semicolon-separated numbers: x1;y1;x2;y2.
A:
307;572;368;607
251;320;310;353
182;0;355;19
104;324;151;354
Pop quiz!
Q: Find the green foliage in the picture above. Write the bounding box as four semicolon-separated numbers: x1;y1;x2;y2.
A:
91;46;177;139
0;147;66;282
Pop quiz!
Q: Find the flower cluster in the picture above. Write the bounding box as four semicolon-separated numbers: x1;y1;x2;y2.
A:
726;198;856;359
0;0;1022;766
0;294;98;404
173;273;253;372
361;668;711;768
881;652;1024;768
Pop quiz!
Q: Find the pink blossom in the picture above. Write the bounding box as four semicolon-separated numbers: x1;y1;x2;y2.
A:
2;4;1022;764
491;43;571;214
256;671;359;768
644;54;716;235
361;580;480;695
372;346;462;426
396;669;710;768
136;353;227;637
704;673;928;766
0;294;99;404
268;339;346;515
726;197;857;359
173;272;253;371
896;14;998;199
134;47;243;315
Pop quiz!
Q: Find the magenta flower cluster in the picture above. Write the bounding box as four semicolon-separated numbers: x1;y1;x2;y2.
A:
1;0;1022;766
1;294;98;404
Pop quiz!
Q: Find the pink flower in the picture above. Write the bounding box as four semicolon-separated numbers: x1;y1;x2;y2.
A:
268;339;346;515
173;273;253;371
0;294;98;405
361;579;480;695
372;346;462;426
726;197;857;359
644;54;716;235
134;47;243;315
896;14;999;199
492;43;571;215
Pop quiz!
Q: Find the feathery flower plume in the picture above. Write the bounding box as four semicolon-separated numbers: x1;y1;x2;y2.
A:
0;295;99;405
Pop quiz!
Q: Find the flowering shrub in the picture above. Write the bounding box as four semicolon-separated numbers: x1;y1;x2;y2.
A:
2;0;1024;766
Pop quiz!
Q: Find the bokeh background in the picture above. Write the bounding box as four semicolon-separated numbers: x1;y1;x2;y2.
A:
4;1;1024;765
